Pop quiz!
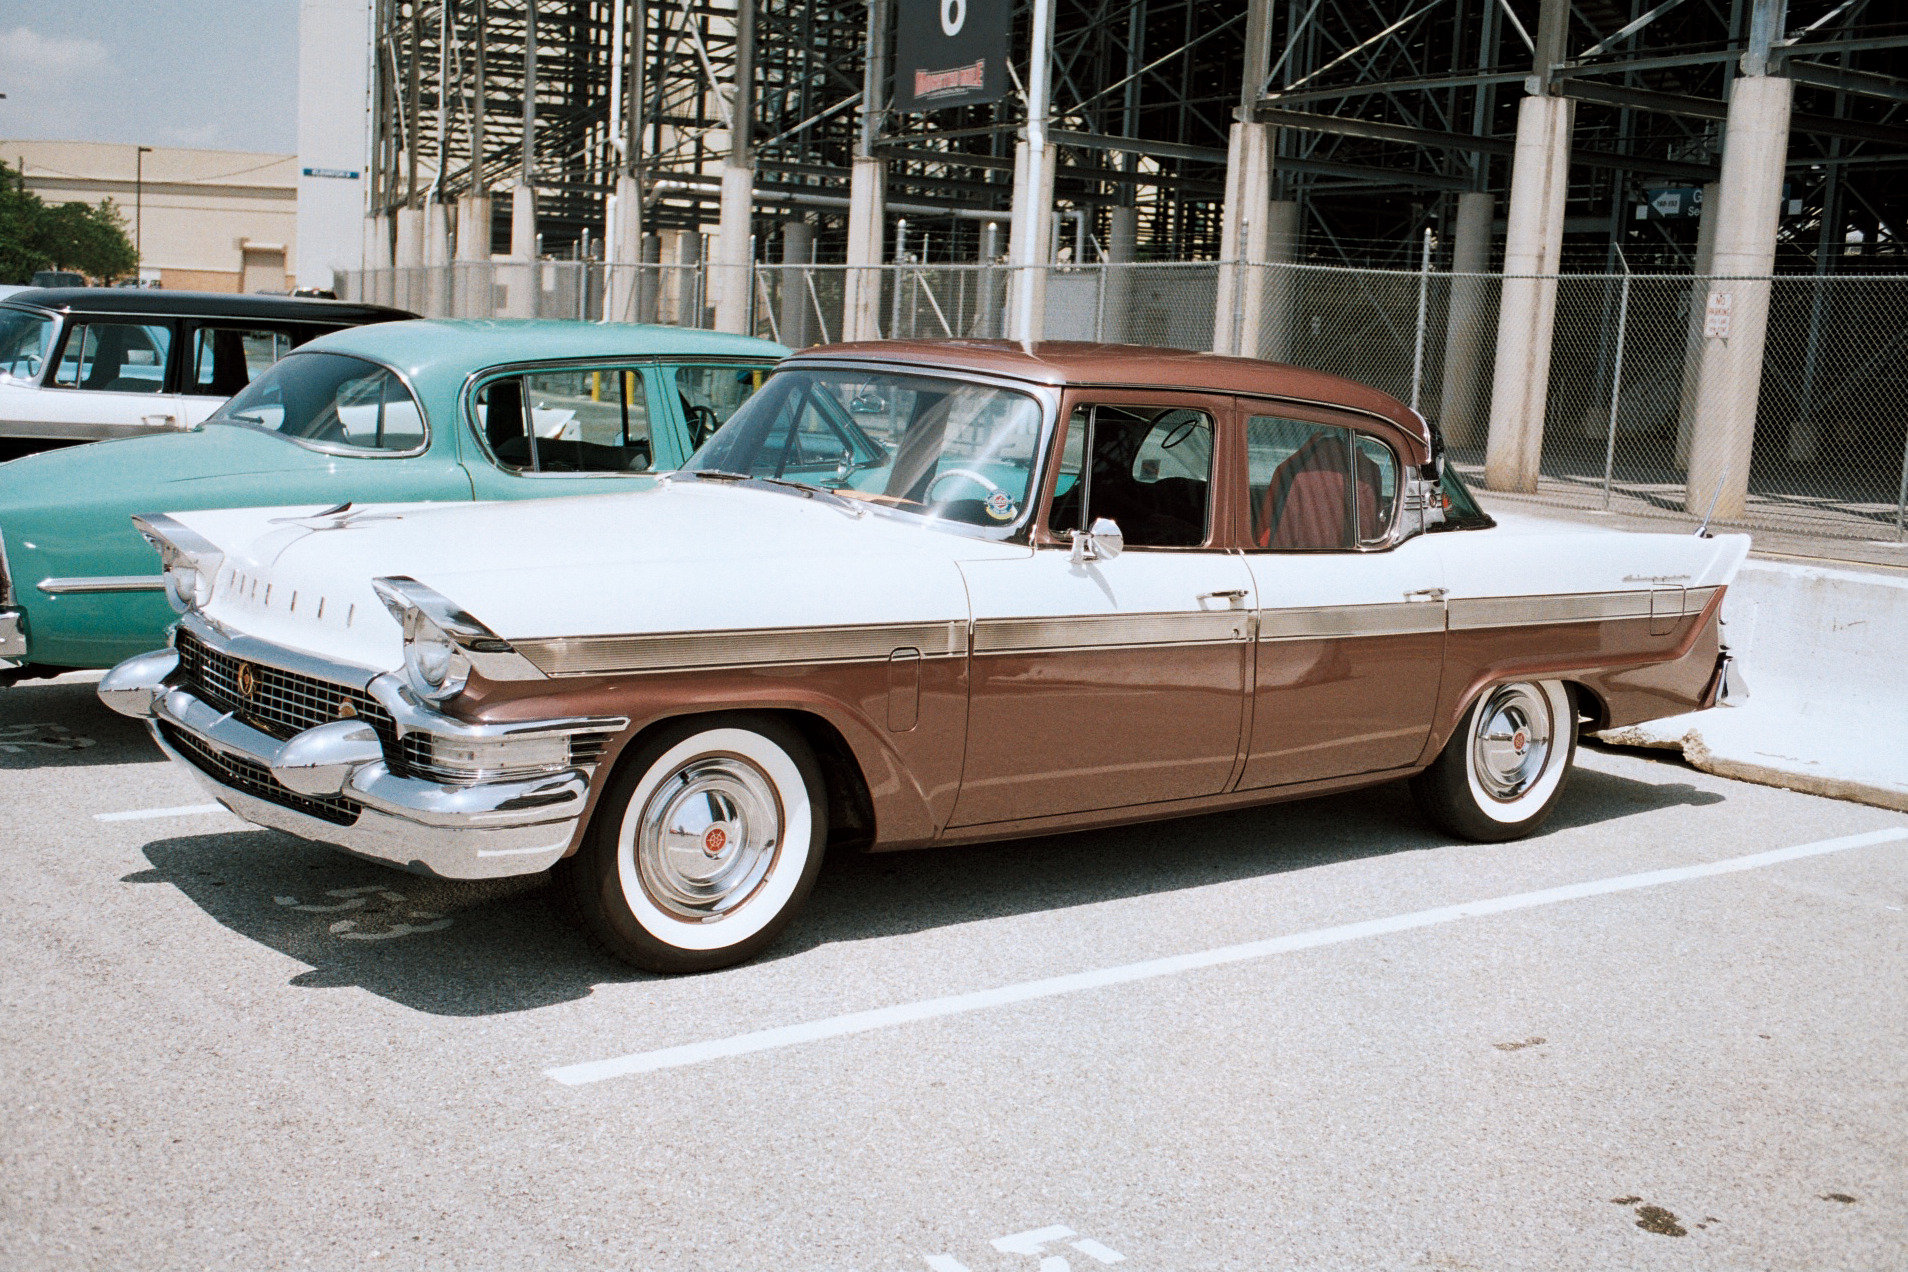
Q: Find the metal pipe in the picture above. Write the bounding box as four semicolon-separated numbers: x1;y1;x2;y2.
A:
1602;265;1632;510
521;0;536;184
1011;0;1055;345
1410;227;1431;409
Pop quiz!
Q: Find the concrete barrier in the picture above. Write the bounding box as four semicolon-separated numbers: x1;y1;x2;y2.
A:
1598;557;1908;810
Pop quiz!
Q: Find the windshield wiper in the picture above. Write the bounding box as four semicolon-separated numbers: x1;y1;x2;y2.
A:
684;468;863;516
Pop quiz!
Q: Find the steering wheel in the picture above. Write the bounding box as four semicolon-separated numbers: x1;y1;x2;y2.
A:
683;402;722;446
927;467;1003;502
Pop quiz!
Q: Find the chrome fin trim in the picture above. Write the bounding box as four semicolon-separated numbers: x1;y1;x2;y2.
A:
516;620;966;677
1447;586;1720;631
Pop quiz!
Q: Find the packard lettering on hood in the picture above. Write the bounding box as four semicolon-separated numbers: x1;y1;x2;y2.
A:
100;340;1750;976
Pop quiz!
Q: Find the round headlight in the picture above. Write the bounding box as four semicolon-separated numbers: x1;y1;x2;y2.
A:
403;624;470;700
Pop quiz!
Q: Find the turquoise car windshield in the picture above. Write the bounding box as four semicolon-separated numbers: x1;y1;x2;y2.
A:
686;368;1047;532
209;351;425;452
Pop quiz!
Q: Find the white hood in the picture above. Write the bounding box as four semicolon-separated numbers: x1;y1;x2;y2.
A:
174;481;1022;671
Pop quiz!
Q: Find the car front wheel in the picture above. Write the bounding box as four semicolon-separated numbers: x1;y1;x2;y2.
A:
560;714;828;973
1411;679;1575;842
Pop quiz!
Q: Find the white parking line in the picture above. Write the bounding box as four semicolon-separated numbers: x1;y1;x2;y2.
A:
93;803;229;822
546;827;1908;1087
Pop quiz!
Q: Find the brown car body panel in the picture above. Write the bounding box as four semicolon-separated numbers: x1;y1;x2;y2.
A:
440;344;1729;860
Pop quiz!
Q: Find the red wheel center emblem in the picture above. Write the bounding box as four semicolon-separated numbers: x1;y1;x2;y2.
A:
702;826;728;857
1512;730;1529;752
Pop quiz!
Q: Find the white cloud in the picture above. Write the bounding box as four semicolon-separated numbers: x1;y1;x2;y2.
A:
0;25;110;75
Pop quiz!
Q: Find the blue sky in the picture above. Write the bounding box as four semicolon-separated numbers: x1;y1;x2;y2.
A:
0;0;299;153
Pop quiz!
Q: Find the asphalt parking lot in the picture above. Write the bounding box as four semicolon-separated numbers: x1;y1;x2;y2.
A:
3;672;1904;1271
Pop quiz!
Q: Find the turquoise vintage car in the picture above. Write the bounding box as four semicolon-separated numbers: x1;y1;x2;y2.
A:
0;319;785;679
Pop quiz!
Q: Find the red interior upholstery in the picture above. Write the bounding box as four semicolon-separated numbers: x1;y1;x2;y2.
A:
1257;435;1382;549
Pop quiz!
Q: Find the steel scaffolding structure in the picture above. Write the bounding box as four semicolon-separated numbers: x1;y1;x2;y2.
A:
366;1;1905;270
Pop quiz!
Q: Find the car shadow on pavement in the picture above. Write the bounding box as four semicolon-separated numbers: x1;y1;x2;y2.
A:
130;829;630;1015
124;758;1729;1016
0;675;159;770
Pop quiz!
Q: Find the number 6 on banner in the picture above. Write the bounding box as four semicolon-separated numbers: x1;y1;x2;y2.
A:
940;0;966;35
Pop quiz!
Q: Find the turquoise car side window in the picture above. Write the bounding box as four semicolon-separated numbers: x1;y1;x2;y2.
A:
475;366;655;474
210;351;426;454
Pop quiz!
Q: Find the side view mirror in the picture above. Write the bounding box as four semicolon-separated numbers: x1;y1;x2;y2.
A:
1069;516;1124;565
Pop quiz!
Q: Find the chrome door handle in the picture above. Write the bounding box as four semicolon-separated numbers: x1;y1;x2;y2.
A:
1404;587;1448;601
1200;588;1249;609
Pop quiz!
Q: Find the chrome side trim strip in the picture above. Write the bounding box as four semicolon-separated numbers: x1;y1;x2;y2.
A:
1448;586;1721;631
974;610;1249;654
1257;602;1446;642
516;620;965;677
36;574;167;595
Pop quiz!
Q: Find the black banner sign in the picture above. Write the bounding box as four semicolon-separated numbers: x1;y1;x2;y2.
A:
892;0;1011;112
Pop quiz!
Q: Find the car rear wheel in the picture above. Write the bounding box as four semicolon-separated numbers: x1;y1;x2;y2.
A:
560;714;828;973
1411;680;1575;842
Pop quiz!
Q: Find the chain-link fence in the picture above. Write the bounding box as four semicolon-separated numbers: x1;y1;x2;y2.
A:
343;258;1908;542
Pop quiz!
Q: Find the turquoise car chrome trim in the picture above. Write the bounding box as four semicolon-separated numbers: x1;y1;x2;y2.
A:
36;575;166;595
0;319;788;671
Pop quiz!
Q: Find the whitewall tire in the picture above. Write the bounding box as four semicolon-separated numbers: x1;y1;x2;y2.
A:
1411;680;1576;842
562;714;828;973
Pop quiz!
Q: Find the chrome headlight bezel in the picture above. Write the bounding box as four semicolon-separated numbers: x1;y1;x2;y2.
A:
132;514;225;614
371;576;545;703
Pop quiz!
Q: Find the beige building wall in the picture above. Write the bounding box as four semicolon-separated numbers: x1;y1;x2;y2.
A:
5;140;298;293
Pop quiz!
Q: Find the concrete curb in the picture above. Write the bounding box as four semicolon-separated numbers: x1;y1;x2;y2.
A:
1592;555;1908;811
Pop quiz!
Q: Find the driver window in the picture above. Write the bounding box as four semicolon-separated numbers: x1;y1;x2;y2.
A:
675;364;766;449
1047;403;1212;548
477;367;653;474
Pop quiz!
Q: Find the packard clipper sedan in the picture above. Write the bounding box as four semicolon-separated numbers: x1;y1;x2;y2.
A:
100;342;1749;973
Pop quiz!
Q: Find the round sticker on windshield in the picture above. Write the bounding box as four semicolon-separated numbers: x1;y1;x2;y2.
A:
984;491;1017;521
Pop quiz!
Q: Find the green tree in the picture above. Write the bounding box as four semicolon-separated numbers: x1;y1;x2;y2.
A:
0;160;140;284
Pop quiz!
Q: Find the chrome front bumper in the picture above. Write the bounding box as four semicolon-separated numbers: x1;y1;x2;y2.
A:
101;647;600;880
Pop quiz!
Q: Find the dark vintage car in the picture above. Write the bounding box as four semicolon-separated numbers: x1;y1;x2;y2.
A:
0;288;413;447
102;341;1749;973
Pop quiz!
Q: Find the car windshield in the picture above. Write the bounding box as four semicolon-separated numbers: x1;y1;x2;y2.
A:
0;308;55;382
685;368;1048;533
208;350;425;453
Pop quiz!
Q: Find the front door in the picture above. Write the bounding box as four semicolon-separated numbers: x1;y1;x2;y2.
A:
1238;408;1445;788
951;395;1254;826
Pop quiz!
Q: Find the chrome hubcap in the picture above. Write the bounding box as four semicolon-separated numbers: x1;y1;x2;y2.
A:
636;755;782;920
1471;683;1553;802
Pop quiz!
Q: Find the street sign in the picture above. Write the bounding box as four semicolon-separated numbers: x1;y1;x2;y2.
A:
1644;186;1702;219
893;0;1010;112
1703;291;1732;339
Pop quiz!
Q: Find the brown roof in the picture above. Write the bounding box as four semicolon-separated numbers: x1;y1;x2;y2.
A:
788;340;1429;450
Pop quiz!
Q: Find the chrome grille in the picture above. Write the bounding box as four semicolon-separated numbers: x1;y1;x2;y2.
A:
175;628;397;753
162;722;360;826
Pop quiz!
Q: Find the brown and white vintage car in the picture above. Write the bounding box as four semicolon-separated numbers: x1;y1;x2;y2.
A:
100;342;1749;972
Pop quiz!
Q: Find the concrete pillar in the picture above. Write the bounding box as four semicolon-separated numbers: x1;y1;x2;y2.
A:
713;161;755;334
638;232;661;323
366;213;394;270
1483;94;1575;493
455;194;492;261
422;198;452;317
1103;205;1137;343
977;220;1004;339
1686;75;1792;520
1212;121;1277;357
1674;181;1723;469
777;220;814;348
1437;191;1495;446
667;227;705;328
502;182;538;317
1006;139;1057;342
603;172;644;323
395;204;425;267
842;156;886;341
